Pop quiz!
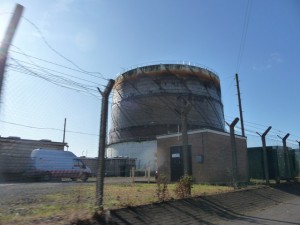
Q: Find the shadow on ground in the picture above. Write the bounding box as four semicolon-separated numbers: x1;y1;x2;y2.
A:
73;182;300;225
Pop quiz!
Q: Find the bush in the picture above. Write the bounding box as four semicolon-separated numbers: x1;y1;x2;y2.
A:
174;176;193;199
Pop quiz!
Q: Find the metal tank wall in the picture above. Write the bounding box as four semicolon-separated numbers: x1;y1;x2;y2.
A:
109;63;225;145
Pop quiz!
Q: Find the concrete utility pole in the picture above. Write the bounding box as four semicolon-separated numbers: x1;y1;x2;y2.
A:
256;126;272;184
181;102;192;176
63;118;67;143
278;133;290;182
0;4;24;100
235;74;245;137
227;117;239;189
95;79;115;210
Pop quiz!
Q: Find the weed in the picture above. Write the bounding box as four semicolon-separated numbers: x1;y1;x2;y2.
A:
156;174;169;202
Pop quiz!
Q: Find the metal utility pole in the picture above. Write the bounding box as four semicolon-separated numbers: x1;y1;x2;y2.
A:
63;118;67;143
235;74;245;137
181;102;192;176
256;126;272;184
227;117;239;189
278;133;290;182
95;79;115;210
0;4;24;100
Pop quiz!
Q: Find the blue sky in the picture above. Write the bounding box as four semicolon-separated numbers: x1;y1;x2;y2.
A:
0;0;299;157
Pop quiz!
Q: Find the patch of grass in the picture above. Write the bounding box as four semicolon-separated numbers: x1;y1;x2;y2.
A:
104;183;157;208
1;182;235;225
191;184;233;196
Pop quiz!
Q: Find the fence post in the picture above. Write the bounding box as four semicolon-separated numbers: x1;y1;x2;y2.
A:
131;167;135;183
278;133;291;182
296;140;300;151
95;79;115;211
256;126;272;184
227;117;239;189
147;166;150;183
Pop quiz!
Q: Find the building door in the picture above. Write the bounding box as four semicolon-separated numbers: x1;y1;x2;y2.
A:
170;146;192;182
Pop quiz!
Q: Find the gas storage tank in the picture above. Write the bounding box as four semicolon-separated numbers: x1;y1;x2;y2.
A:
109;63;225;145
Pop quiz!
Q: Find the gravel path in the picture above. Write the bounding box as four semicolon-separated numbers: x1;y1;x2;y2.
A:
0;182;81;204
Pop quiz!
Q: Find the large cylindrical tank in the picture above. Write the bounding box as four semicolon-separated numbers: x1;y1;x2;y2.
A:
109;63;225;145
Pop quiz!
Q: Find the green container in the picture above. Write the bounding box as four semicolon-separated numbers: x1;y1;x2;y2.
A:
248;146;297;180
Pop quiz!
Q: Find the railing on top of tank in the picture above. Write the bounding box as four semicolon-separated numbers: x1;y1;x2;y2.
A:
117;60;220;79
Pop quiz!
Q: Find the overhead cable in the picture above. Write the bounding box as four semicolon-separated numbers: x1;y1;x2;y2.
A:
236;0;252;73
21;17;108;80
0;119;99;136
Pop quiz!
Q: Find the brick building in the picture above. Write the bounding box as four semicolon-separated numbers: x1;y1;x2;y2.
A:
156;129;248;184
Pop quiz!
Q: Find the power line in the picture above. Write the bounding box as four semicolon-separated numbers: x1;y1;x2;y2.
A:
10;46;108;80
0;119;99;136
21;17;108;80
8;58;96;92
7;46;104;97
236;0;252;73
8;58;103;89
8;58;101;99
9;57;102;86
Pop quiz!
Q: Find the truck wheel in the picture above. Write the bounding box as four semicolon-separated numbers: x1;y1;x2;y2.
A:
43;172;52;182
80;173;88;182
